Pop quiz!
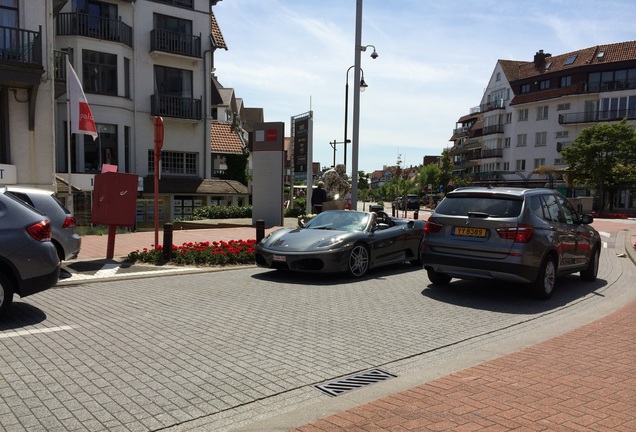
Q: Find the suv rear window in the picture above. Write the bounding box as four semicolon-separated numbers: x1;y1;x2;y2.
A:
434;196;523;217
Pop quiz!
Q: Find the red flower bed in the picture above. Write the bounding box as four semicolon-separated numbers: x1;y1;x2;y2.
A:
127;239;256;266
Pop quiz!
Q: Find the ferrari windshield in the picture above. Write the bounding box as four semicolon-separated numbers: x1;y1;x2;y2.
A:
303;211;371;232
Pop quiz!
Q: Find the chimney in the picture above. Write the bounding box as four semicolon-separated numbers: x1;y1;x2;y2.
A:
534;50;552;68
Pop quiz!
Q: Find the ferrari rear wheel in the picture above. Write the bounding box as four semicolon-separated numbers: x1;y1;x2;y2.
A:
347;244;369;277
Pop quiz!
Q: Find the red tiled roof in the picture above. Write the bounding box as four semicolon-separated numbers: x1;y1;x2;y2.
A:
211;122;244;154
499;60;526;81
511;41;636;80
210;11;227;50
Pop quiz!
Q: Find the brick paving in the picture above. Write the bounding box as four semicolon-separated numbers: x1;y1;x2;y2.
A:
52;214;636;431
291;300;636;431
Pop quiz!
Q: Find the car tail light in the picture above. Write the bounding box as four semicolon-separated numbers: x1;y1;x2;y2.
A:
496;224;534;243
62;216;77;228
424;221;443;234
26;220;52;242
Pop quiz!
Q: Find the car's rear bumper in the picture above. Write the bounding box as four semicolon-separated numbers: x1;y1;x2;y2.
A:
422;253;538;284
19;265;61;297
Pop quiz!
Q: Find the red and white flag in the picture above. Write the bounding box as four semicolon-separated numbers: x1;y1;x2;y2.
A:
66;57;98;140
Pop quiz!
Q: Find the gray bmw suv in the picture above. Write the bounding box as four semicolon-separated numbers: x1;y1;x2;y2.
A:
421;187;601;299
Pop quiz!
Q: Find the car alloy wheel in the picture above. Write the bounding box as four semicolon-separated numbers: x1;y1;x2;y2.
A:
0;274;14;318
348;244;370;277
580;247;600;281
532;256;556;299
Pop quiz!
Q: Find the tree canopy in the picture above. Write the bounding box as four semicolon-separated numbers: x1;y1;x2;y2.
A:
561;119;636;209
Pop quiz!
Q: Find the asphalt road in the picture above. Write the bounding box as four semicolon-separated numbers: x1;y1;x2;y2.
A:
0;226;634;431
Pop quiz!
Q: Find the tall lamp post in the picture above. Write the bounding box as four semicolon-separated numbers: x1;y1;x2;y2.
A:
350;0;378;210
344;66;367;169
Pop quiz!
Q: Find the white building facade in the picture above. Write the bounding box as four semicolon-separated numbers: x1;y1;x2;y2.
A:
0;0;63;188
451;42;636;213
2;0;250;228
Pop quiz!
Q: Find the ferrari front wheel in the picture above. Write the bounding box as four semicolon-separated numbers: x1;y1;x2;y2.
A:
347;244;369;278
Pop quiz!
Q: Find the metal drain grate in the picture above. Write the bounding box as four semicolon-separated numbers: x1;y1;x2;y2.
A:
314;369;397;397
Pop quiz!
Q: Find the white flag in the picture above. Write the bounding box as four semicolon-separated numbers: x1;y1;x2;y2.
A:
66;57;98;140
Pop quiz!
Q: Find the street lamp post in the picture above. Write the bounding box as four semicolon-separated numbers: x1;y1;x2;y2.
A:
350;0;378;210
344;66;367;169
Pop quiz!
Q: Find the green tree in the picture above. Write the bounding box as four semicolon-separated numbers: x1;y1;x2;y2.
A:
419;163;441;192
439;148;455;190
220;153;249;186
561;119;636;210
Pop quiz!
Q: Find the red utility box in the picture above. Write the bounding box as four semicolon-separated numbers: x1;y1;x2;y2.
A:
92;172;138;227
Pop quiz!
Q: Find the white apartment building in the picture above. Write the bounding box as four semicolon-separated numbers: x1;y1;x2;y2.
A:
0;0;62;188
451;42;636;213
1;0;250;228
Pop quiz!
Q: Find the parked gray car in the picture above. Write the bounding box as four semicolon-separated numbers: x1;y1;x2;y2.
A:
421;187;601;299
0;187;60;318
6;186;81;261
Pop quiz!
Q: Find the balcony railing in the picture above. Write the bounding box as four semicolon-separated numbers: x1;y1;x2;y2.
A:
0;25;42;65
151;94;202;120
149;0;194;8
57;12;133;48
558;109;636;125
452;126;470;135
53;50;66;81
150;28;201;58
480;148;503;158
587;78;636;92
480;99;505;113
482;124;504;135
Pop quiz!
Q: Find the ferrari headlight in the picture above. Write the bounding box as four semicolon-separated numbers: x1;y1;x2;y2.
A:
317;236;346;248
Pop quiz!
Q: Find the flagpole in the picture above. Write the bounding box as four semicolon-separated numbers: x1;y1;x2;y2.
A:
65;54;73;213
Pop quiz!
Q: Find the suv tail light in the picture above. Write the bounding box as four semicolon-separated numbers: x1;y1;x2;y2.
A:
424;221;443;234
62;216;77;228
497;224;534;243
26;220;52;242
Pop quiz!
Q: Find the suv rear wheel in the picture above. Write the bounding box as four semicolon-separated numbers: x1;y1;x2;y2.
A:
580;247;600;281
427;269;452;285
0;273;14;318
531;256;556;299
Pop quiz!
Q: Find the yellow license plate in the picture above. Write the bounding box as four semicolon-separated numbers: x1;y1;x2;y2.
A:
452;227;487;237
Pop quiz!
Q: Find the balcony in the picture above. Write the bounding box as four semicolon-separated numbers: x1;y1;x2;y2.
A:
0;25;42;66
57;12;133;48
482;124;504;135
149;0;194;8
480;148;503;158
150;28;201;58
587;78;636;93
479;99;505;113
558;109;636;125
151;94;202;120
0;25;44;130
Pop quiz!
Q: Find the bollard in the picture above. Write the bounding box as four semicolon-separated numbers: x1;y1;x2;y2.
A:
256;219;265;243
163;223;173;261
413;210;418;220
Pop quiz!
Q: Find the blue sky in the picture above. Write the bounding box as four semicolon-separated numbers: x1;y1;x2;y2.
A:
212;0;636;175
